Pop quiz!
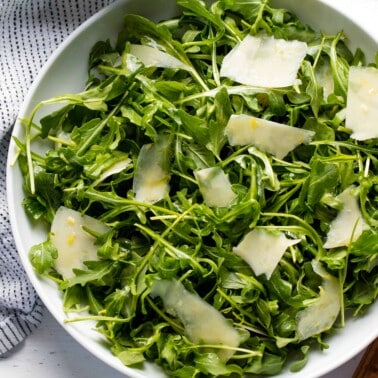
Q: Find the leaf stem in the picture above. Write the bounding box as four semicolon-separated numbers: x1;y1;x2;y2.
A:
76;91;128;156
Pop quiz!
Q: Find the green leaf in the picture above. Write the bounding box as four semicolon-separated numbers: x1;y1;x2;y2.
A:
31;170;62;223
177;109;209;146
88;39;114;69
303;117;335;141
155;80;195;101
60;261;116;289
41;76;128;115
328;33;349;99
290;345;310;372
266;272;299;307
40;105;72;138
86;286;104;314
22;197;47;221
206;87;231;158
306;158;339;208
71;118;102;145
117;350;145;366
194;353;242;376
121;105;142;126
347;280;377;308
104;286;132;317
244;352;285;375
302;60;323;117
29;239;58;274
172;366;200;378
217;0;264;22
158;334;181;369
182;142;216;170
350;230;378;255
178;0;225;31
63;285;87;311
352;234;378;272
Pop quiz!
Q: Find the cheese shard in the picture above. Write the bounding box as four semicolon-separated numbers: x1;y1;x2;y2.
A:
220;35;308;87
93;158;131;186
225;114;315;159
51;206;110;279
150;279;240;362
315;60;334;99
194;167;236;208
296;260;341;340
132;137;170;203
346;66;378;140
323;186;367;249
129;44;191;71
233;229;301;279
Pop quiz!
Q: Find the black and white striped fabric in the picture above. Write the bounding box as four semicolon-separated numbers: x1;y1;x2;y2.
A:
0;0;115;355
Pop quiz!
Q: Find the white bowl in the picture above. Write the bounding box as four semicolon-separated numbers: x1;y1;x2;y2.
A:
7;0;378;377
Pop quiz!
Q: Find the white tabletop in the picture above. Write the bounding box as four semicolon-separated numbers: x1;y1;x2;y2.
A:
0;306;364;378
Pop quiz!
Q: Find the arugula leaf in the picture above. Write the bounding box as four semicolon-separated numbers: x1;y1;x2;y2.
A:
117;350;145;366
22;197;47;221
40;105;73;138
177;109;209;145
60;261;117;289
88;39;114;70
218;0;265;22
194;353;243;376
26;170;62;223
206;87;231;158
178;0;226;35
350;230;378;256
290;345;310;372
302;60;323;117
29;239;58;274
327;32;349;99
244;351;285;375
306;158;339;208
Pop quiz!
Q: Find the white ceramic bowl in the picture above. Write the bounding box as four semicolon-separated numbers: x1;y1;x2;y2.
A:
7;1;378;377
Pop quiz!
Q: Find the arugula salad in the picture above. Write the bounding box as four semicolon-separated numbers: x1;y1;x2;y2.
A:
16;0;378;376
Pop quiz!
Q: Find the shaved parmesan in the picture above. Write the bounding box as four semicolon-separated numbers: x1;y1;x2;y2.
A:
194;167;236;208
93;158;131;186
51;206;110;279
220;35;308;87
150;279;240;362
346;66;378;140
132;137;170;203
225;114;315;159
129;44;191;71
315;60;334;99
233;229;301;279
324;186;367;249
296;260;341;340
